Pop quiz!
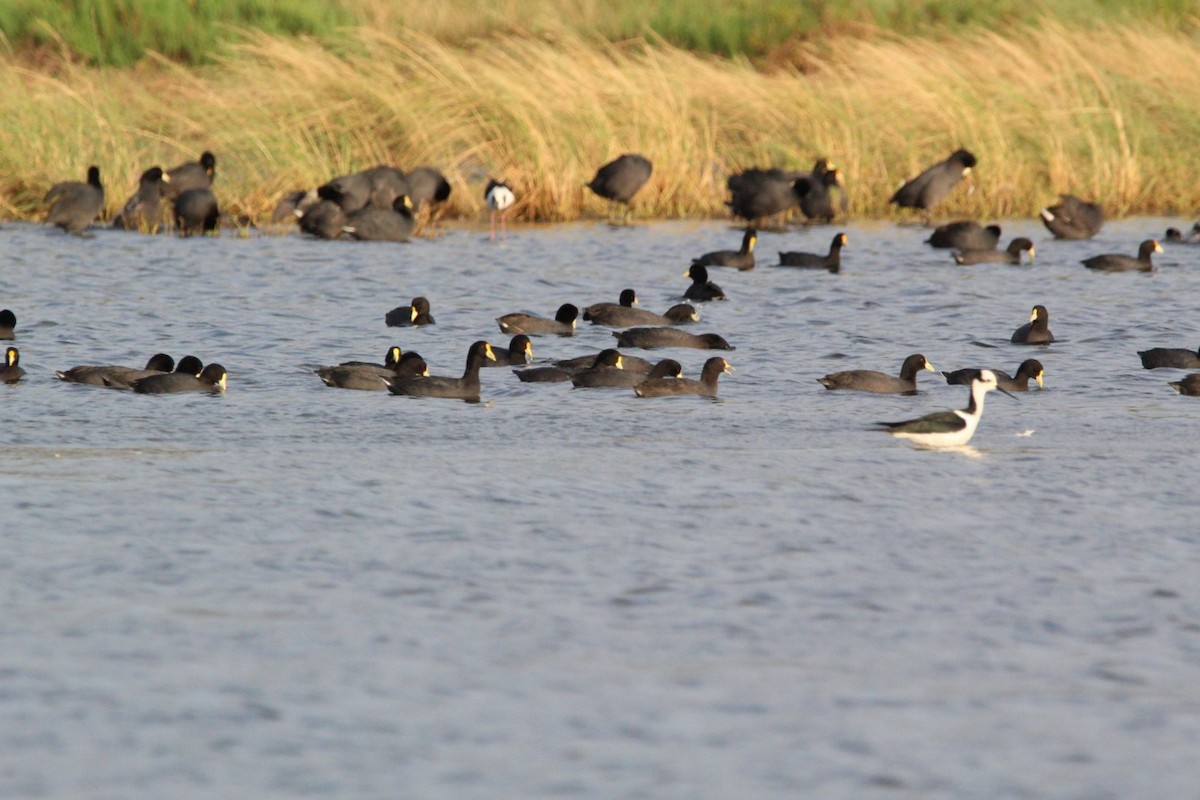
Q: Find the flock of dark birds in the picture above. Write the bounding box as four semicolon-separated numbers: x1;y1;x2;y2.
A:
11;147;1200;445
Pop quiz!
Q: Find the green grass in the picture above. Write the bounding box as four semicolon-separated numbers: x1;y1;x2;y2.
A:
1;0;1199;65
0;0;353;66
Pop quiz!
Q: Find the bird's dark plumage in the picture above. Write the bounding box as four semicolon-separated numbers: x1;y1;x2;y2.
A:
587;154;652;204
45;166;104;233
635;357;732;398
57;353;176;388
925;221;1001;250
1039;195;1102;239
683;264;727;302
1081;240;1162;272
174;188;219;236
386;341;495;400
0;309;15;340
889;149;976;214
692;229;757;271
777;232;847;272
384;296;434;327
1011;305;1054;344
942;359;1044;391
1;346;25;383
342;195;415;242
954;238;1035;265
496;304;579;336
165;152;216;198
818;353;935;394
613;328;733;351
1138;346;1200;370
112;166;171;232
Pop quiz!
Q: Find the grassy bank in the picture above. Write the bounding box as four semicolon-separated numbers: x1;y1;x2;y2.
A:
4;0;1199;65
2;21;1199;223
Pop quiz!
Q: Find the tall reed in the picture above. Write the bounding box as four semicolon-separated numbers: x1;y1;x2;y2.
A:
1;22;1198;223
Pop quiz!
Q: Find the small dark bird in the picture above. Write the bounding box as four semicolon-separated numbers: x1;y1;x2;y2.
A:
112;166;171;232
1081;240;1162;272
45;165;105;233
405;166;451;212
925;220;1001;250
1168;373;1200;395
0;309;15;340
818;353;936;394
613;328;733;351
1138;346;1200;370
585;293;698;328
1;346;25;383
165;151;216;198
361;165;411;210
133;363;227;394
889;149;976;221
954;238;1035;265
485;179;515;240
1164;223;1200;244
272;190;318;223
683;264;727;302
942;359;1044;392
316;349;427;390
56;353;176;388
691;229;757;271
385;340;496;401
726;168;805;225
796;163;846;223
342;195;415;242
572;356;683;389
174;188;219;236
318;171;374;212
635;357;732;398
587;153;652;222
384;296;435;327
1039;195;1102;239
484;335;533;367
496;304;579;336
297;199;346;239
777;232;847;272
1011;305;1054;344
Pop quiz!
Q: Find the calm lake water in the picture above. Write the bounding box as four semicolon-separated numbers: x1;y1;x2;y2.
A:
2;215;1198;799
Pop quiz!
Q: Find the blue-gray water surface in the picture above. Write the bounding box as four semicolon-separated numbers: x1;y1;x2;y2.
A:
2;216;1198;799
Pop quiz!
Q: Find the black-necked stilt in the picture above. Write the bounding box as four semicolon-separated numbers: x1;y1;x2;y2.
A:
485;179;514;240
877;369;1014;448
953;237;1035;265
1011;305;1054;344
818;353;935;395
1138;345;1200;369
586;153;652;224
1081;239;1162;272
942;359;1044;392
1039;194;1103;239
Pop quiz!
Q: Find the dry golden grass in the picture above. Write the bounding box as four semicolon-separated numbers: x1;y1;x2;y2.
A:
2;22;1198;224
